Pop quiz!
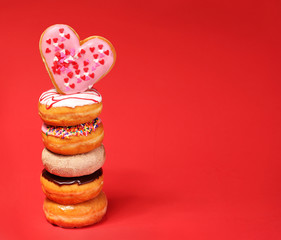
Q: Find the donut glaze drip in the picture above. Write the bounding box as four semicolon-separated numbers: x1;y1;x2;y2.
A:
42;118;101;139
42;168;103;186
39;88;102;109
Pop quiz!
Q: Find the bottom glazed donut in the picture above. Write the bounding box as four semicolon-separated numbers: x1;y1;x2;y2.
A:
43;191;107;228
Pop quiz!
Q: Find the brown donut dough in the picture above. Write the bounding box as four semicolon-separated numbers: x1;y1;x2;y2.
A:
38;102;103;126
42;145;106;177
43;191;107;228
40;171;104;204
42;122;104;155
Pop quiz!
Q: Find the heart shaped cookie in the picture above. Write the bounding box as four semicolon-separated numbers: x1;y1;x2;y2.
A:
40;24;116;94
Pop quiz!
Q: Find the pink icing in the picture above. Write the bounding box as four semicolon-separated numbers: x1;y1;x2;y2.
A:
40;24;116;94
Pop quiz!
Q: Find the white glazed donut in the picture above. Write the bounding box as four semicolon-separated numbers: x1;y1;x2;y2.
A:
38;88;102;126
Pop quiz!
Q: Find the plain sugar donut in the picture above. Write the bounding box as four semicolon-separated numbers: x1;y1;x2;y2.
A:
42;144;106;177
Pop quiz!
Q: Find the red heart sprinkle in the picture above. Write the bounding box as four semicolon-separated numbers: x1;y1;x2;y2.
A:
59;43;64;49
55;52;61;58
73;65;79;69
45;48;51;53
62;62;70;68
65;49;70;55
53;38;58;43
81;75;86;80
75;70;80;74
90;47;95;53
59;28;64;33
84;68;89;72
98;45;103;49
93;54;98;59
65;34;70;39
78;53;82;58
56;69;61;74
104;50;109;55
64;78;69;83
70;83;75;89
84;61;89;66
99;59;105;65
67;72;73;78
89;73;95;78
46;39;51;44
80;49;86;54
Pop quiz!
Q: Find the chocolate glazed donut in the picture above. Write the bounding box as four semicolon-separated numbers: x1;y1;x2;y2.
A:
40;168;104;204
42;168;103;185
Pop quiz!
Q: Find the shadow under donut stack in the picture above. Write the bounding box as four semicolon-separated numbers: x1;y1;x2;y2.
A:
38;24;116;228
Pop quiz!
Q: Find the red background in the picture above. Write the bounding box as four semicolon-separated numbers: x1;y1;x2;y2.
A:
1;0;281;239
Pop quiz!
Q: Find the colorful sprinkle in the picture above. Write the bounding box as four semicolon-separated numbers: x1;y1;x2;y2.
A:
45;118;101;139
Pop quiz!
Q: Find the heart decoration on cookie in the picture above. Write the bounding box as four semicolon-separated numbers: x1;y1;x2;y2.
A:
40;24;116;94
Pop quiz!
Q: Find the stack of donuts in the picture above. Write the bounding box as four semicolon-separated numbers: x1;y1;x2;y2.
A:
38;24;116;228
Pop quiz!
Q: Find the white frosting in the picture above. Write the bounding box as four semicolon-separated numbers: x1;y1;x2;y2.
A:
41;123;48;133
39;88;102;108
